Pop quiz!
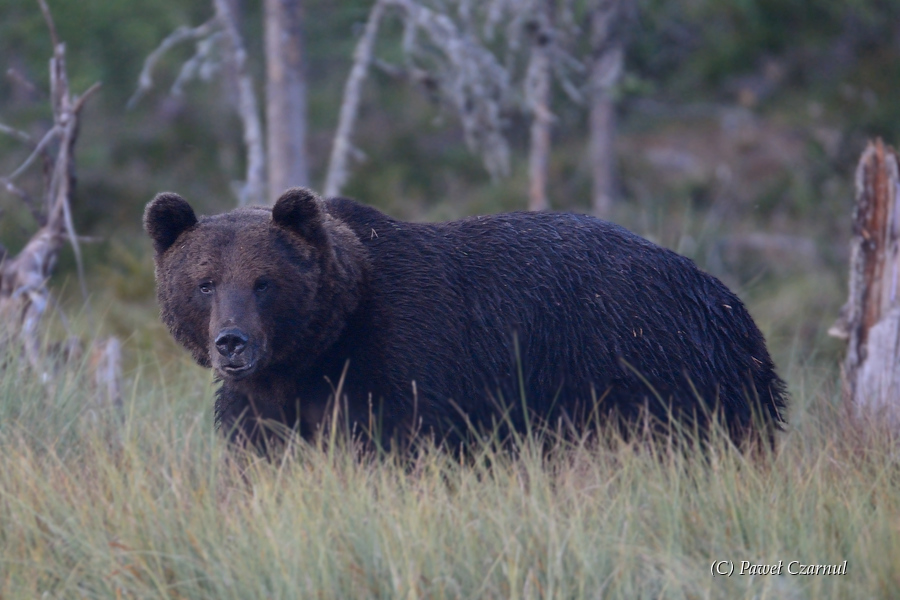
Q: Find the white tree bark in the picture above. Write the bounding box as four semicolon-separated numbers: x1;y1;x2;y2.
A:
324;0;387;198
832;140;900;428
588;0;623;218
526;16;552;211
1;1;120;410
265;0;309;198
214;0;267;205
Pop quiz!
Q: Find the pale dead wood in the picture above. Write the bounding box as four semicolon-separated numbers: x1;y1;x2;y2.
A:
130;3;265;206
526;0;554;211
0;1;121;410
90;337;123;415
264;0;310;196
325;0;518;197
393;0;513;180
831;139;900;427
588;0;625;217
0;122;32;143
324;0;612;199
214;0;266;205
127;18;219;109
323;0;388;198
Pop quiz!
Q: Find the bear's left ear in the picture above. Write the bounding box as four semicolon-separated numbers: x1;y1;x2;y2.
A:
272;187;329;248
144;192;198;254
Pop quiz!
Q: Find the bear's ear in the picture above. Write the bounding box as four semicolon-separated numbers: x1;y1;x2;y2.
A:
272;187;329;247
144;193;198;254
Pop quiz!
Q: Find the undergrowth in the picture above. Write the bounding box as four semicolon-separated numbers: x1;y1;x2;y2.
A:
1;344;898;599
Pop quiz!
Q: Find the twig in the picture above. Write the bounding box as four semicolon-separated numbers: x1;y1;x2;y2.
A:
73;81;103;113
4;126;60;183
324;0;388;198
0;122;31;143
37;0;60;50
526;0;553;210
214;0;265;205
171;32;223;97
127;19;219;109
5;68;39;100
0;177;32;204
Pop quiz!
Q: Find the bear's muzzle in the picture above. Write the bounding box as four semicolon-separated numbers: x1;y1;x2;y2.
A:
213;327;257;379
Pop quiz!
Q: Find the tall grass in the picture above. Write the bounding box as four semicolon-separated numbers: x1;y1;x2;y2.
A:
1;344;898;599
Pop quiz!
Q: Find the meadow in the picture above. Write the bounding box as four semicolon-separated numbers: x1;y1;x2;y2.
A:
1;327;899;599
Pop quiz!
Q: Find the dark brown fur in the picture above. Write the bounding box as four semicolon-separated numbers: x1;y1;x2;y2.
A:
145;188;786;450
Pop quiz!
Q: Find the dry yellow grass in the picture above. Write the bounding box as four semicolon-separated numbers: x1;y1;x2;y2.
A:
1;341;899;599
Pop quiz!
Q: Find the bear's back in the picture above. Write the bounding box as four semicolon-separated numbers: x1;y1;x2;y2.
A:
325;197;784;440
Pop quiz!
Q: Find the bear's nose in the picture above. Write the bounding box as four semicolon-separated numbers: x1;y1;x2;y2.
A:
215;328;249;356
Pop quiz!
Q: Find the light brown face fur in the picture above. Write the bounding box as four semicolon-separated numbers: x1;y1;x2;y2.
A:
145;189;367;390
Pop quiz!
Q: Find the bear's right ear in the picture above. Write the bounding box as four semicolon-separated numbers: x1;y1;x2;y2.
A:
144;193;198;254
272;187;329;248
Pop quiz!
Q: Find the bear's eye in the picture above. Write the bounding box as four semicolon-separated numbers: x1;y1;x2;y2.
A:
254;280;269;293
199;282;214;294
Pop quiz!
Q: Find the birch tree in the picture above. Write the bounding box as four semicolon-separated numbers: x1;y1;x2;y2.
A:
133;0;310;206
0;0;121;408
588;0;626;217
324;0;629;209
265;0;310;193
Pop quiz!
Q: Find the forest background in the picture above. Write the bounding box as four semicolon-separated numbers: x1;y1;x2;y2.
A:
3;0;900;397
5;2;900;597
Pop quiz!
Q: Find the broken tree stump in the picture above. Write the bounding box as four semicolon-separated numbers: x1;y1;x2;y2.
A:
831;139;900;426
0;0;122;414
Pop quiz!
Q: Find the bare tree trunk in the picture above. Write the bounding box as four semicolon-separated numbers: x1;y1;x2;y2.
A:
525;1;555;212
1;1;120;411
324;0;387;198
831;140;900;427
588;0;623;218
214;0;267;205
264;0;309;198
0;14;95;375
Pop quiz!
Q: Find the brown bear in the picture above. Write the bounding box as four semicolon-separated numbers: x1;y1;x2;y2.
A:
145;187;786;449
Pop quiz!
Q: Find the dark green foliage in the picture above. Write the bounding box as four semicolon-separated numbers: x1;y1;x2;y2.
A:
0;0;891;374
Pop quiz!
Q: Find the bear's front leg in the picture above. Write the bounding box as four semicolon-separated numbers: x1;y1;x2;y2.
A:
215;382;299;450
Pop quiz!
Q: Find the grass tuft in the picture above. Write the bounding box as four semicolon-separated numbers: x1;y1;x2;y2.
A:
1;342;899;599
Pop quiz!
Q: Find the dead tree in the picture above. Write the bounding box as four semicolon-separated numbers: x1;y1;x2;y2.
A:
325;0;591;200
588;0;625;217
131;0;267;205
264;0;310;193
830;139;900;427
525;0;554;211
0;0;120;409
323;0;389;198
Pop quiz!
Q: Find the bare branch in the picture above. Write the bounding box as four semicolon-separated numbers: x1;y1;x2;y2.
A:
73;81;103;113
127;19;219;109
0;177;32;204
171;32;224;97
389;0;513;178
37;0;60;50
526;1;553;210
214;0;266;205
0;122;31;143
130;6;265;206
1;12;99;377
4;126;60;184
6;68;39;100
324;0;388;198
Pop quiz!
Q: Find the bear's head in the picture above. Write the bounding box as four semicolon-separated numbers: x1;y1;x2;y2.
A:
144;188;366;388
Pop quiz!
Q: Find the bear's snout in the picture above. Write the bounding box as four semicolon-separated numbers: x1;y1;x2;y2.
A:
212;326;259;379
215;328;248;357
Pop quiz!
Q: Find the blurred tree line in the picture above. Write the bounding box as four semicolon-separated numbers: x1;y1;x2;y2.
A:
2;0;900;350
